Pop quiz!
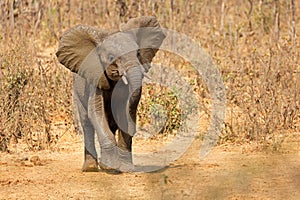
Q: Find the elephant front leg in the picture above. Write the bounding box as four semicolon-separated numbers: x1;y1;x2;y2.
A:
118;131;134;172
98;143;121;174
75;99;99;172
87;88;121;173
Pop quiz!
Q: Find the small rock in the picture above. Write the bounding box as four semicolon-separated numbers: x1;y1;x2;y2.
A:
30;156;42;166
17;156;28;162
20;161;34;167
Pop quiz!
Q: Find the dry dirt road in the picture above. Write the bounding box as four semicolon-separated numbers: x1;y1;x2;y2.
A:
1;132;300;200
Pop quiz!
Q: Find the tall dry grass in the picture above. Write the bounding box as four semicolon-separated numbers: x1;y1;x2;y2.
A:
0;0;299;152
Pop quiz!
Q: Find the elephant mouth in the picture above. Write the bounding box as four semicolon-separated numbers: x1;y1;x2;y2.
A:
121;65;151;86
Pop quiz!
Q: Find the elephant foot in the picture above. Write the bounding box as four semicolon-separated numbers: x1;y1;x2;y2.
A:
119;148;135;172
98;162;121;174
99;145;120;174
82;154;99;172
119;162;135;172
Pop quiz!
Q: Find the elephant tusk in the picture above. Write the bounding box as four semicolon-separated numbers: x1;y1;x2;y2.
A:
122;73;128;85
140;65;151;80
143;72;151;80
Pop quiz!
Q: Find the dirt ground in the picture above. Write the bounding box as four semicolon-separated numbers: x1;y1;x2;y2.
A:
1;130;299;200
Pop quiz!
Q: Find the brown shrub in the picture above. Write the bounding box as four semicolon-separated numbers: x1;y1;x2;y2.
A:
0;0;299;151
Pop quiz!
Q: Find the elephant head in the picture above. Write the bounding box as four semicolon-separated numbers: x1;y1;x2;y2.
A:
56;16;165;85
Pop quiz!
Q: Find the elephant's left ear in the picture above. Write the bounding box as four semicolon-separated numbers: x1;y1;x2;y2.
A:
56;25;100;73
120;16;166;72
56;25;111;89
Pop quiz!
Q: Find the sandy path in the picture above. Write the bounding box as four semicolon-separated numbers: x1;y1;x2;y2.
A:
1;133;300;200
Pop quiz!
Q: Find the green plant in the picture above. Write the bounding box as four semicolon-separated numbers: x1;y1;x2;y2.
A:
137;84;182;135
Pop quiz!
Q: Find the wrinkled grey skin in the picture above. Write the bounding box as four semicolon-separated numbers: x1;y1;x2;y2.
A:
56;16;165;172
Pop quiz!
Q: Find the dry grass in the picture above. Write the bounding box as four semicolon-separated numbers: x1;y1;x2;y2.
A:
0;0;299;152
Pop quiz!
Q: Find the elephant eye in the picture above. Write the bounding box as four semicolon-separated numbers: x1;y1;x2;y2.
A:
108;54;115;63
137;50;141;58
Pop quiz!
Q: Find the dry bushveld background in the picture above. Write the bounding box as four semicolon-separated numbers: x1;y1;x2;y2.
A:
0;0;299;152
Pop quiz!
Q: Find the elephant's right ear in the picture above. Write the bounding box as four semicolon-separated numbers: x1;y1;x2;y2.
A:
120;16;166;72
56;25;111;89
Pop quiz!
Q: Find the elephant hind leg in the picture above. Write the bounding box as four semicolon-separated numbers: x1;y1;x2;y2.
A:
117;130;132;152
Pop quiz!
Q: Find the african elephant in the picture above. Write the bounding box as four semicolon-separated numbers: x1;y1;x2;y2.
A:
56;16;166;172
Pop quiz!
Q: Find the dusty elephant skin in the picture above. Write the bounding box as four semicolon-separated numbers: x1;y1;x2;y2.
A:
56;16;166;173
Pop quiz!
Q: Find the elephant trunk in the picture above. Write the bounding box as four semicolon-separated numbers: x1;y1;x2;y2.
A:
126;66;143;136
